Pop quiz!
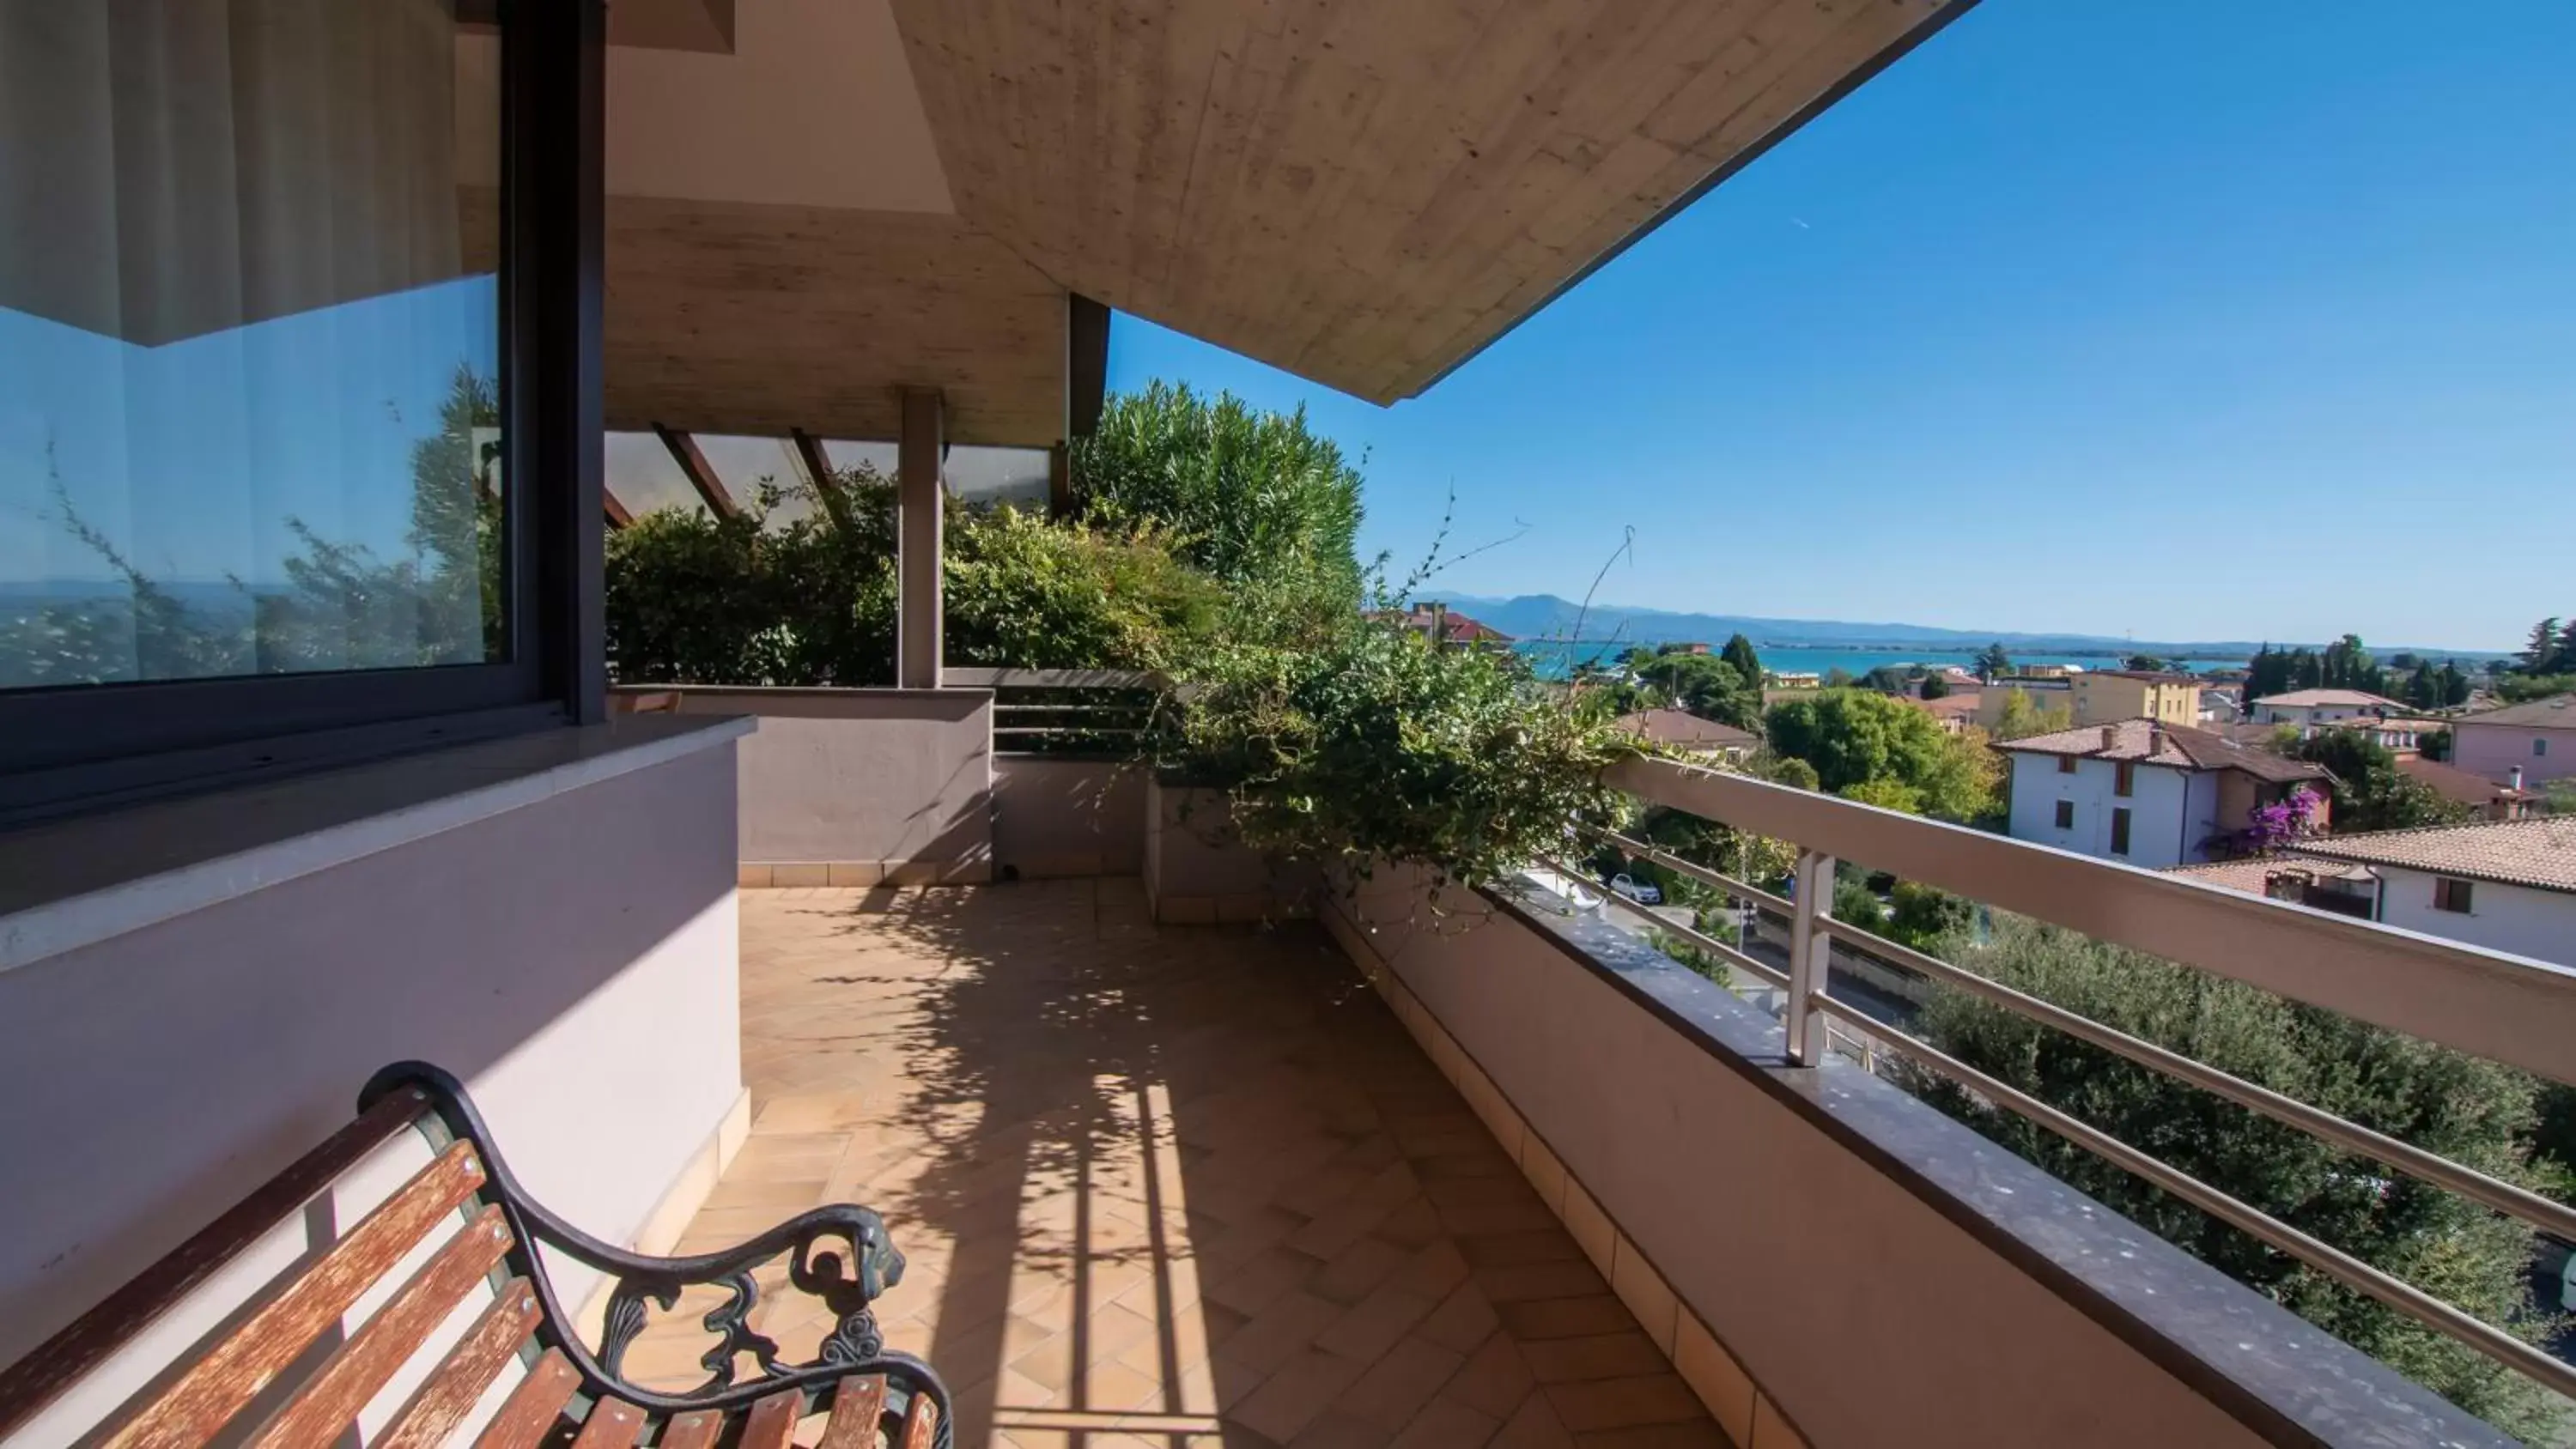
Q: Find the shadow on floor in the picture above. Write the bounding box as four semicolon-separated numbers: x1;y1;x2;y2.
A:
634;879;1727;1449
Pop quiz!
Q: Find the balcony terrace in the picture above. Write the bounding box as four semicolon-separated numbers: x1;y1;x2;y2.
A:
624;881;1731;1448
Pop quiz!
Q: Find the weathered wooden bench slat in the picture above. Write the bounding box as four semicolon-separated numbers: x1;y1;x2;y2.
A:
818;1373;888;1449
246;1203;513;1448
0;1086;432;1443
568;1396;646;1449
470;1349;580;1449
375;1276;543;1449
657;1407;726;1449
94;1138;488;1449
737;1386;804;1449
899;1388;939;1449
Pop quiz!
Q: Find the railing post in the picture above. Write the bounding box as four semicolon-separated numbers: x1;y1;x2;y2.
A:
1786;849;1835;1065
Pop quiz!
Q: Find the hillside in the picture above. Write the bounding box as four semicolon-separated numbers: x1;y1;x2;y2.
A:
1427;594;2503;663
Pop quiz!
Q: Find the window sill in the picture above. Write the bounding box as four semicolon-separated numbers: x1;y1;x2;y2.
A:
0;714;755;975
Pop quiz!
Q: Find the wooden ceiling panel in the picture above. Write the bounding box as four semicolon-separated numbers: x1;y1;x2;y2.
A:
602;198;1067;446
891;0;1969;404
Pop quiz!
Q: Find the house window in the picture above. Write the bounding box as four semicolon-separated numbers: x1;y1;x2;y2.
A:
2433;878;2474;913
2111;807;2132;856
2057;755;2078;774
0;1;594;812
2054;800;2075;830
2539;738;2551;758
2114;761;2135;797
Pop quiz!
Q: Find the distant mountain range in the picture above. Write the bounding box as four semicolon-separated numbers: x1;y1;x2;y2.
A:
1425;594;2508;663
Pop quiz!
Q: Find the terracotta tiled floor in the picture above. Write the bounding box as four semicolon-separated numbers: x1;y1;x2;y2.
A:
626;880;1732;1449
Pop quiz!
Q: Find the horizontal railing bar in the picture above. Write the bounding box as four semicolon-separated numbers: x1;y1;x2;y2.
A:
1807;992;2576;1402
992;703;1141;714
1583;824;1796;917
1815;916;2576;1244
1534;861;1790;990
945;667;1160;689
1607;755;2576;1086
991;726;1144;737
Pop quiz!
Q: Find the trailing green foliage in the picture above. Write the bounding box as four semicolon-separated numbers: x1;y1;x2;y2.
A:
1913;915;2561;1440
1156;617;1625;894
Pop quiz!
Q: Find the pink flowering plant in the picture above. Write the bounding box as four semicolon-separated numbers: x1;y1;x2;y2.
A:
2239;785;2324;854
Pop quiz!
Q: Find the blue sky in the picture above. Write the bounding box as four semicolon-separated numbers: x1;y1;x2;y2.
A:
1107;0;2576;653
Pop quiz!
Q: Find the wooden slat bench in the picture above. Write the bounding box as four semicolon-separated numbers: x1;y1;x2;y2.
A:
0;1063;948;1448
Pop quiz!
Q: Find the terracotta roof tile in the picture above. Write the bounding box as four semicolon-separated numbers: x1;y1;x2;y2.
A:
2251;688;2405;709
1994;718;2330;785
1616;709;1757;749
2294;817;2576;895
2458;694;2576;729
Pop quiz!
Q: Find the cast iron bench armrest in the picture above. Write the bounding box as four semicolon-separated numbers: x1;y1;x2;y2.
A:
0;1061;950;1449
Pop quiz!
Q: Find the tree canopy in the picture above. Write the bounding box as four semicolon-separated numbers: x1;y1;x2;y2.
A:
1070;380;1364;612
1914;915;2560;1438
2248;636;2389;699
1973;642;2013;682
2290;728;2473;834
1632;651;1759;731
1720;633;1763;685
1763;688;1997;822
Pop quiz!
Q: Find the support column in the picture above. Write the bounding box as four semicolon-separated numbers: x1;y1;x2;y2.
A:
897;388;945;689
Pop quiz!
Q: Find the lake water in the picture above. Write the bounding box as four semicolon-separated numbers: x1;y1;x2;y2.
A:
1514;641;2240;681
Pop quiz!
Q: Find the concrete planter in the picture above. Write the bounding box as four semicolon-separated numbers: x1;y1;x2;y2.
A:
1144;781;1319;923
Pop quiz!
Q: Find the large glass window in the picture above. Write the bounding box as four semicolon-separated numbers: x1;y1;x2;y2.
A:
0;0;504;693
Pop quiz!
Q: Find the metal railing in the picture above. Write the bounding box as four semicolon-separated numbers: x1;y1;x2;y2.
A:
1590;753;2576;1401
945;667;1163;754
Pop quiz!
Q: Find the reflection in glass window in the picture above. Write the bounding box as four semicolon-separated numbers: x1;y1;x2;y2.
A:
0;1;503;691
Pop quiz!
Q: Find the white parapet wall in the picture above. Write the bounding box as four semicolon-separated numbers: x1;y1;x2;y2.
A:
0;719;753;1440
1318;864;2512;1449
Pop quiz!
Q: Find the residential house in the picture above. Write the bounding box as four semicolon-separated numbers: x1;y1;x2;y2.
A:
2198;688;2243;724
1907;689;1984;737
2451;694;2576;786
2290;818;2576;968
1977;669;2196;730
2397;756;2537;822
1766;670;1823;689
1616;708;1758;763
1998;718;2333;868
2250;688;2407;731
1385;601;1515;650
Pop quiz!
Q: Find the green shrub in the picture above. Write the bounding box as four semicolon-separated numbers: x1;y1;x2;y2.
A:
1157;617;1625;894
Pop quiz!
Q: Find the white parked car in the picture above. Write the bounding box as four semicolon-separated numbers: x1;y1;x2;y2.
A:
1606;872;1662;906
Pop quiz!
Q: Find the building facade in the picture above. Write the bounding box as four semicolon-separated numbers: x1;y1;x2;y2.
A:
2250;688;2407;731
2451;694;2576;786
2000;719;2332;868
2291;818;2576;967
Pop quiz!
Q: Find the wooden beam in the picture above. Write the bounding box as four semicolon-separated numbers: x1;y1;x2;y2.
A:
789;428;837;493
1048;442;1071;518
896;389;944;690
604;490;634;530
653;423;738;518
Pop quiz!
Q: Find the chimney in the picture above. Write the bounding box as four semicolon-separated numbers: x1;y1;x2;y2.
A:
2149;722;2166;755
2099;725;2118;751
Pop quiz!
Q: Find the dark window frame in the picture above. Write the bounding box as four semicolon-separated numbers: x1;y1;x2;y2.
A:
2433;877;2474;914
2114;761;2136;797
0;0;605;822
2053;799;2075;830
2057;755;2078;774
2110;806;2132;856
